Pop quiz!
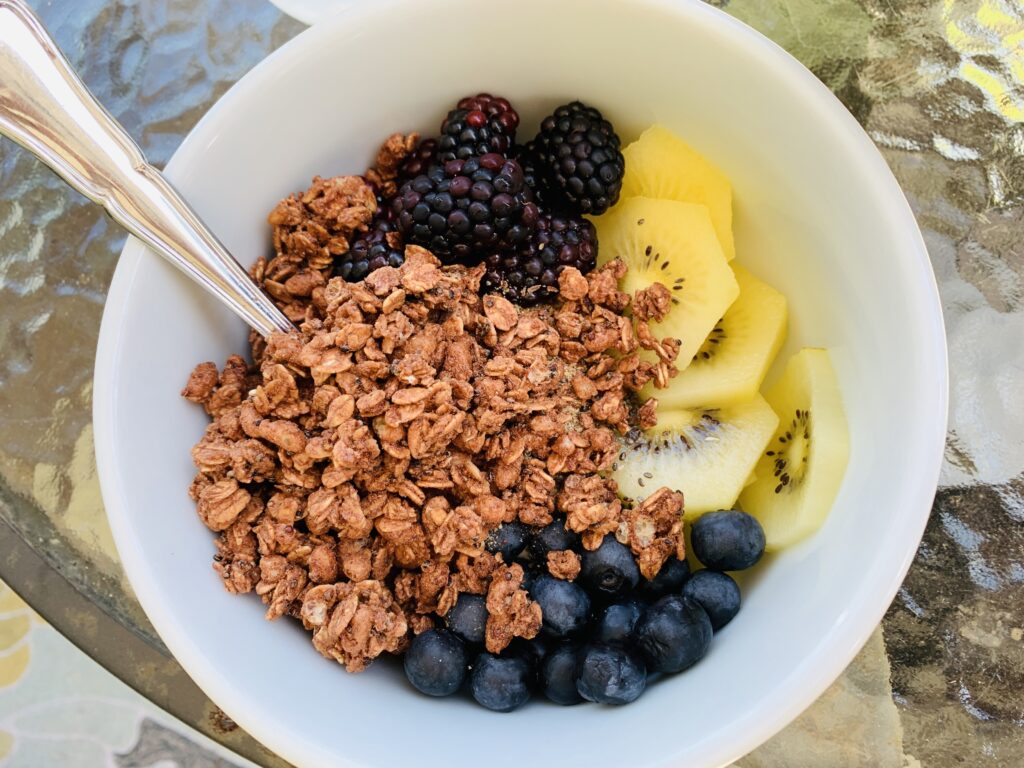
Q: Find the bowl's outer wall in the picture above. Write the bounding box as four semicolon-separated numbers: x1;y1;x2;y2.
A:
94;1;947;766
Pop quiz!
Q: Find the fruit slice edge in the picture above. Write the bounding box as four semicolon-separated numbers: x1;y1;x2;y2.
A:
619;124;735;260
594;196;739;374
739;348;850;550
644;263;787;408
613;395;779;518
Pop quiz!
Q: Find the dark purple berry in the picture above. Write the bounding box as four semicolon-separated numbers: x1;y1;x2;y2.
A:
437;93;520;163
398;137;437;182
334;218;404;281
531;101;624;215
482;214;598;305
459;94;520;132
516;140;553;209
393;156;537;262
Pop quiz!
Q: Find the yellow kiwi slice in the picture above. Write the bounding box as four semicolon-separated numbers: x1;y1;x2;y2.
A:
645;264;787;408
739;348;850;550
594;197;738;372
613;396;779;518
619;124;735;259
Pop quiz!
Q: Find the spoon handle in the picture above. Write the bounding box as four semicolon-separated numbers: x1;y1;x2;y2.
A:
0;0;294;337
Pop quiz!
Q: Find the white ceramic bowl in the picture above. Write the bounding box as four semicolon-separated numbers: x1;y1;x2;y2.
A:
94;1;948;766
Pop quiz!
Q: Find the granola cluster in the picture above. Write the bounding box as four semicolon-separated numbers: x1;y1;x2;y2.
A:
183;160;685;673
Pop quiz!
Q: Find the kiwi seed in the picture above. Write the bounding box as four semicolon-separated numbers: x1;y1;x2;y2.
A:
694;321;727;362
770;409;811;494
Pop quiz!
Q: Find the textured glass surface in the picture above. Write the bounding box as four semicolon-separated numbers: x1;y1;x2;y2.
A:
0;0;302;640
0;1;1020;765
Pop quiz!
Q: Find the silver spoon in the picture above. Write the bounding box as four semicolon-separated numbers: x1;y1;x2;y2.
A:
0;0;294;337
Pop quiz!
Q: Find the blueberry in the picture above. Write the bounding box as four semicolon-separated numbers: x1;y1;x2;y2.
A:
691;510;766;571
530;574;591;639
575;644;647;705
470;652;532;712
446;593;488;646
593;599;645;646
540;643;583;705
486;521;530;564
403;629;468;697
508;635;549;670
528;517;581;560
638;555;690;599
504;635;548;690
517;562;540;593
682;570;741;631
579;535;640;599
634;595;712;674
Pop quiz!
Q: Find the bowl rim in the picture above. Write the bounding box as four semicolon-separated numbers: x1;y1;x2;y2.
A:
93;0;949;765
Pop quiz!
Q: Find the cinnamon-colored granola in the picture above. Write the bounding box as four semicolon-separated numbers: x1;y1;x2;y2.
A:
546;550;582;581
484;563;542;653
184;159;685;672
617;487;686;580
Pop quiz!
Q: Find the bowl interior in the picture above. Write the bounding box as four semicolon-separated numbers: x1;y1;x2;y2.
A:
94;1;946;766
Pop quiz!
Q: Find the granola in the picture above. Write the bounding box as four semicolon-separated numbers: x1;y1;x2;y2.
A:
546;550;582;581
184;158;685;673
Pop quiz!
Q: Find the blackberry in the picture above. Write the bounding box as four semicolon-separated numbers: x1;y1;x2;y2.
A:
392;153;538;263
363;176;391;217
482;214;598;305
532;101;624;215
535;214;598;273
334;218;404;281
437;93;519;163
458;93;520;132
398;137;437;183
515;140;552;209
